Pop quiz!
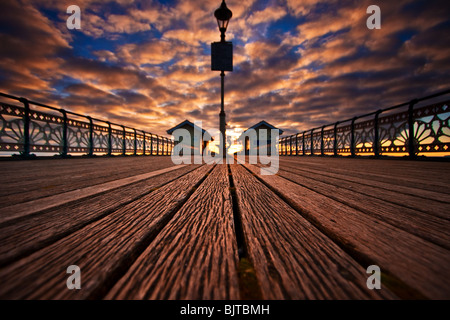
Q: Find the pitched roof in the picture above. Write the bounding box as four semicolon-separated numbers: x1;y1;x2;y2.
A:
166;119;213;140
243;120;284;134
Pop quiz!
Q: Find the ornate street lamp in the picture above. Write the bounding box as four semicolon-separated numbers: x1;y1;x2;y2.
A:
214;0;232;42
212;0;233;159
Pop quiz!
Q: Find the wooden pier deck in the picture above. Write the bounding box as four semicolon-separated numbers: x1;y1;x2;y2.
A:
0;156;449;300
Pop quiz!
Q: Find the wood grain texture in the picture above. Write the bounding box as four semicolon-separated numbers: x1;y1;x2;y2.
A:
0;156;176;207
279;157;450;194
245;163;450;299
230;164;395;300
106;164;240;300
0;164;188;225
279;159;450;207
266;165;450;248
0;164;212;299
0;165;200;267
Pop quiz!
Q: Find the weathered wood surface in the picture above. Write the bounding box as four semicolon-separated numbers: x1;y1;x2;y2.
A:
230;164;395;299
279;157;450;194
0;165;189;225
247;160;450;299
0;156;449;300
106;164;240;299
0;165;199;267
280;158;450;207
0;164;211;299
267;164;450;248
0;156;176;207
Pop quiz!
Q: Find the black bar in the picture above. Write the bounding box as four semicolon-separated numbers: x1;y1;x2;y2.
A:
289;136;292;156
320;126;325;156
302;132;305;156
350;117;357;157
107;122;112;156
310;129;314;155
19;98;31;157
295;133;299;156
133;129;137;155
122;126;126;156
143;132;146;156
157;136;160;155
88;116;94;156
60;109;68;157
334;122;339;156
150;134;153;155
373;110;381;157
408;99;418;158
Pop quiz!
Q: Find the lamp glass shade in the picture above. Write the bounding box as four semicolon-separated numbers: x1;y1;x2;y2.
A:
214;0;232;32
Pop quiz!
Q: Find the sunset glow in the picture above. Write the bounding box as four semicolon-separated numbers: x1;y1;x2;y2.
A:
0;0;449;137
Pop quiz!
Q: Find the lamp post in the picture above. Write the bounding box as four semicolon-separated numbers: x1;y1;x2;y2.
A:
212;0;232;159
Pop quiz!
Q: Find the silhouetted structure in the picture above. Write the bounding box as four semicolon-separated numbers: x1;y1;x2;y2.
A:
239;120;283;155
167;120;213;155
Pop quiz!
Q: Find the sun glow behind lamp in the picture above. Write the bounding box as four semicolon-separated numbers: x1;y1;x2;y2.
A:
211;0;233;158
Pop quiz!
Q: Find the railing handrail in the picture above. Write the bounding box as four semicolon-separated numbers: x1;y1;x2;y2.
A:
282;89;450;136
0;91;171;139
0;91;174;157
278;89;450;158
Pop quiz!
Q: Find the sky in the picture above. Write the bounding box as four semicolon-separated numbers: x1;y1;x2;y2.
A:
0;0;449;138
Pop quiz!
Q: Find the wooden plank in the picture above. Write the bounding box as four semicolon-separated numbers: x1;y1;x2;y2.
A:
279;157;450;194
230;164;395;299
0;165;200;267
0;156;176;207
267;166;450;248
0;164;188;225
246;163;450;299
0;164;212;299
279;159;450;205
106;164;240;299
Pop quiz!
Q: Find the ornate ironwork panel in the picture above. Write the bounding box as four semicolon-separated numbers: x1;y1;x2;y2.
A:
336;123;352;153
323;128;334;153
354;118;376;154
312;131;321;154
0;102;25;153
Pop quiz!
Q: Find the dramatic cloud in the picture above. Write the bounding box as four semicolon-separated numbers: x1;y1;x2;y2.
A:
0;0;449;137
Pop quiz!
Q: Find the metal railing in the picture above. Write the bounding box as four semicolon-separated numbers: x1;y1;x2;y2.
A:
279;89;450;158
0;92;173;157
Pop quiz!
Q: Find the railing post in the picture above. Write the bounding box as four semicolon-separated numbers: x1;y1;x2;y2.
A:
150;134;153;155
321;125;325;156
280;138;283;155
87;116;94;156
295;133;299;156
164;137;169;156
374;110;381;158
157;135;160;155
163;137;166;155
408;99;418;158
302;132;305;156
289;135;293;156
310;129;314;155
107;121;112;156
350;117;357;157
19;97;31;157
333;121;339;156
143;131;146;156
60;109;68;157
133;129;137;155
122;126;126;156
